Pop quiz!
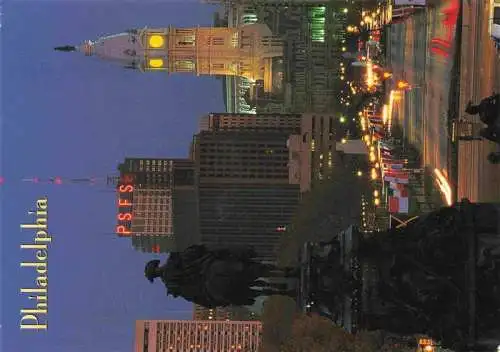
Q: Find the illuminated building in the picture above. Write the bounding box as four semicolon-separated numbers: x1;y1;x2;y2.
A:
57;23;283;93
215;2;347;114
202;0;330;5
198;112;302;133
216;5;287;114
116;158;199;252
197;112;343;192
193;129;300;261
135;320;262;352
287;113;343;192
193;305;257;321
279;5;348;112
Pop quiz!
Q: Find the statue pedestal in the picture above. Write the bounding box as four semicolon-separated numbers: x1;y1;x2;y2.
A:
296;200;500;350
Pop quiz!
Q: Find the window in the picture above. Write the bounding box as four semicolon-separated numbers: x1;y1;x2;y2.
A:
175;60;194;71
211;37;225;46
494;7;500;25
211;63;225;70
178;35;195;46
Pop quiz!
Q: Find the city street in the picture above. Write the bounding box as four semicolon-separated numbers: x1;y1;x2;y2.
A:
457;0;500;202
385;0;500;204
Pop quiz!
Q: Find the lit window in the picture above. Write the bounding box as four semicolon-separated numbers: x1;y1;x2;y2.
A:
149;58;164;68
149;35;165;48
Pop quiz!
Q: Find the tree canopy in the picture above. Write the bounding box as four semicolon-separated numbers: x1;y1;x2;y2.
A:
261;312;418;352
277;155;371;266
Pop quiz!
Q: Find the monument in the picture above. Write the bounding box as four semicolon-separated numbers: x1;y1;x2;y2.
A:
303;200;500;352
145;244;298;308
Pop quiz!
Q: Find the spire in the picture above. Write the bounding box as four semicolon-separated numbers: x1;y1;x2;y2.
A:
54;45;77;52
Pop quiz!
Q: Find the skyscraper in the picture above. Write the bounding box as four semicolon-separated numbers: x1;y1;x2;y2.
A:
192;305;258;321
55;24;283;92
193;128;300;261
197;112;342;192
198;112;302;133
134;320;262;352
116;158;199;252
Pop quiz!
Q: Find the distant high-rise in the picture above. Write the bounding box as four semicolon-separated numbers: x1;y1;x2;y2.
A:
193;124;300;261
134;320;262;352
192;305;258;321
116;158;199;252
198;112;302;133
202;0;330;5
197;112;342;192
56;24;283;92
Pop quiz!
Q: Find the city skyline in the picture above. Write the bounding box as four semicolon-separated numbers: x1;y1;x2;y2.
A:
1;1;225;351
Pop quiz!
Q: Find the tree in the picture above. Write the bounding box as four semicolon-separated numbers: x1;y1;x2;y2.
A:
279;314;354;352
260;296;297;349
277;154;371;266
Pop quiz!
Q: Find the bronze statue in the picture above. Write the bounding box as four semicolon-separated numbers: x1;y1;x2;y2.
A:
54;45;77;52
145;244;298;308
465;94;499;126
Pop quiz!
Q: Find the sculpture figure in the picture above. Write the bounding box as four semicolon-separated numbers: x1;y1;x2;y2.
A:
465;94;499;124
145;244;298;308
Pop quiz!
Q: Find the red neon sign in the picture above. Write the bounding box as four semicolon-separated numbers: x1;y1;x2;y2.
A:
116;174;135;236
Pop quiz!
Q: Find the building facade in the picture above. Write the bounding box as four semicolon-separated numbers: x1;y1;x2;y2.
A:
193;129;300;260
287;113;344;192
199;112;302;133
134;320;262;352
60;24;283;93
215;1;351;114
116;158;199;252
192;305;258;321
197;112;345;192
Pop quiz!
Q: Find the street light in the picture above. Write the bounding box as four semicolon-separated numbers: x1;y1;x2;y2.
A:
357;170;363;177
397;80;409;89
339;116;346;123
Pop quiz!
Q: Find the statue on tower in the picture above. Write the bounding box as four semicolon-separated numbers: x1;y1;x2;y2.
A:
54;45;77;52
144;244;298;308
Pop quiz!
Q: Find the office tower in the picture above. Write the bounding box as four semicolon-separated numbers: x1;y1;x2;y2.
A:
287;113;342;192
202;0;330;6
198;112;302;133
56;24;282;92
198;112;341;192
116;158;199;252
135;320;262;352
192;305;258;321
193;129;300;261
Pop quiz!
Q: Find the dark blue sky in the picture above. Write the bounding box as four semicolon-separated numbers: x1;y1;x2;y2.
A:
1;1;225;351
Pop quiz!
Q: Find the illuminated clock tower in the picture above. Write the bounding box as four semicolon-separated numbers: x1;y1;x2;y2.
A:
55;24;283;92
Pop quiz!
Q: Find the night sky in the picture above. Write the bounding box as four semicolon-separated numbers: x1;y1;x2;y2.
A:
1;1;225;351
